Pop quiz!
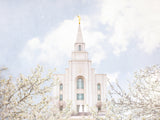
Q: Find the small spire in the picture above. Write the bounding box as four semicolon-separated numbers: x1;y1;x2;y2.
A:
74;16;85;51
78;16;81;24
76;23;83;43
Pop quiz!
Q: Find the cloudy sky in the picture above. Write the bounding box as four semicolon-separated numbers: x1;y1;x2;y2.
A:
0;0;160;83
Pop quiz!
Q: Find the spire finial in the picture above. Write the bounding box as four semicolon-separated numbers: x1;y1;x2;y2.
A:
78;16;81;24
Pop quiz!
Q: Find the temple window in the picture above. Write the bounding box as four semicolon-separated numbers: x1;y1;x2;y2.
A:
60;83;63;90
79;45;81;51
98;94;101;101
97;83;101;90
77;78;84;89
77;94;84;100
59;94;63;101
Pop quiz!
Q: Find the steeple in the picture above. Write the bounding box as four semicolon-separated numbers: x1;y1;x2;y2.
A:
76;24;83;43
74;16;85;51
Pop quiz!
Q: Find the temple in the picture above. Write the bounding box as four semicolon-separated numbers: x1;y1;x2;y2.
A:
53;17;107;118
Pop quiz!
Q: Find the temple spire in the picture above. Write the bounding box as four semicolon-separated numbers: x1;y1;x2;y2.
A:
76;16;83;43
78;16;81;24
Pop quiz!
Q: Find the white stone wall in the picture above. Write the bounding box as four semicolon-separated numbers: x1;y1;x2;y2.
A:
53;24;107;113
54;54;107;112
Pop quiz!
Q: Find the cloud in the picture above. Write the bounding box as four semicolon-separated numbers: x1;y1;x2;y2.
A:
100;0;160;55
20;16;106;67
82;16;106;64
20;19;76;67
107;72;119;83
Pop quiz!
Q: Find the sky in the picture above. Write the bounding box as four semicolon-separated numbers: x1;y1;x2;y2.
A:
0;0;160;84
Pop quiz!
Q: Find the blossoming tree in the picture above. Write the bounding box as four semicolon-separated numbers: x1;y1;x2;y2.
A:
107;65;160;119
0;66;71;120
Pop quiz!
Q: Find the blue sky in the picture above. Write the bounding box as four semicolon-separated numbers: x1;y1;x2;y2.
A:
0;0;160;83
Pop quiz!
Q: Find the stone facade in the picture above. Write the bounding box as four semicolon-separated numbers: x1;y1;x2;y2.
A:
53;23;107;115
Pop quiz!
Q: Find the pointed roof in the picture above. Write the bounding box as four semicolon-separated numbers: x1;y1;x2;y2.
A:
76;24;83;43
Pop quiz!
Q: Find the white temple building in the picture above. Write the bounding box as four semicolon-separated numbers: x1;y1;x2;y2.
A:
53;19;107;116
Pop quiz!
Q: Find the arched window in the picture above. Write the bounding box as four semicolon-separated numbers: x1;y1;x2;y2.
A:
97;83;101;90
60;83;63;90
78;45;81;51
77;78;84;89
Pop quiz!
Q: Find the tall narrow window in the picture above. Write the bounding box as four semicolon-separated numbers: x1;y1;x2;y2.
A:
59;94;63;101
82;105;84;112
60;83;63;90
98;106;101;112
77;78;84;89
98;94;101;101
59;106;63;111
97;83;101;90
79;45;81;51
77;105;80;113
